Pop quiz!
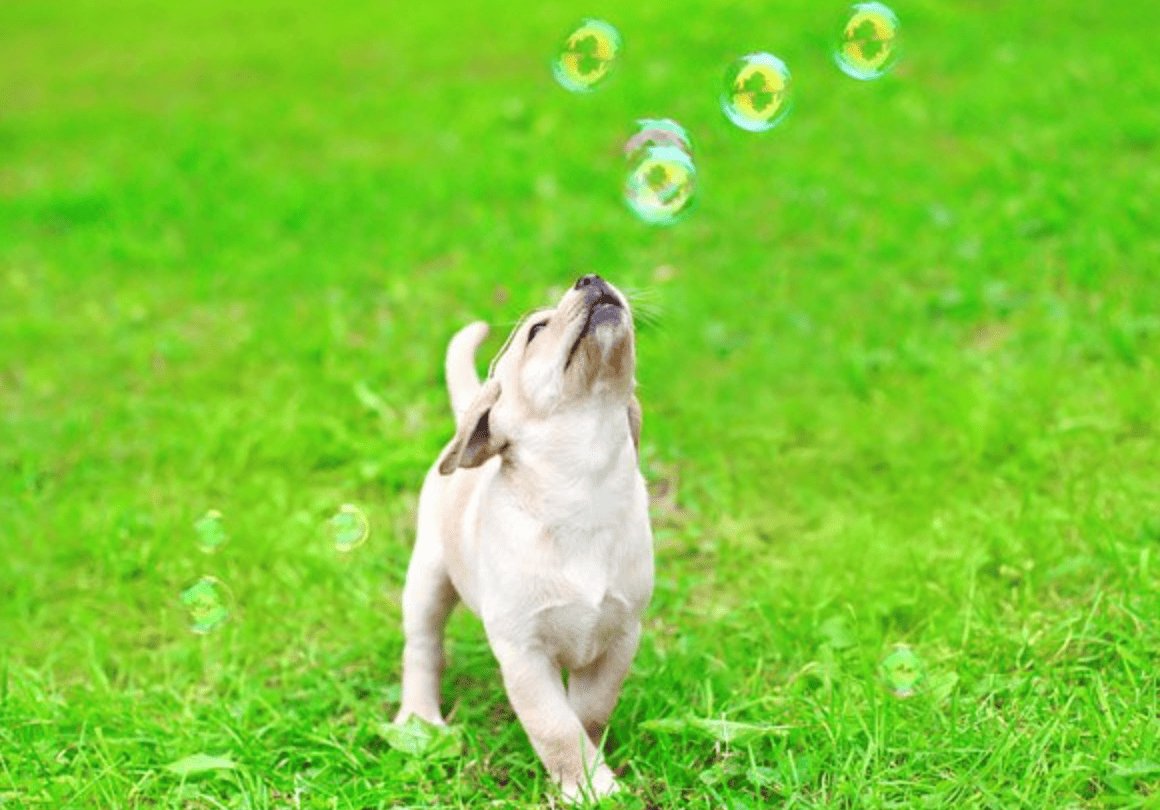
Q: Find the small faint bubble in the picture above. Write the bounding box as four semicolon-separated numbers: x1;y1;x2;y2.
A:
500;96;527;123
552;19;621;93
721;52;793;132
533;173;558;200
880;644;923;698
193;509;228;554
929;203;954;229
180;577;231;634
834;2;902;81
956;237;981;261
330;503;369;552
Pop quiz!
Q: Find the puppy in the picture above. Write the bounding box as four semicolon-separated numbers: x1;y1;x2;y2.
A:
395;274;655;802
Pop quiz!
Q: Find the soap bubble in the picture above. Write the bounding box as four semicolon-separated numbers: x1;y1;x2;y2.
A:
720;52;793;132
624;133;697;226
329;503;369;552
180;576;231;634
879;644;923;698
553;19;621;93
193;509;227;554
834;2;902;80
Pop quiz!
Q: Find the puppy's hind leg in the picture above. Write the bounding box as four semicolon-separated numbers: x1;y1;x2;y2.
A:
567;622;642;746
489;638;618;803
395;537;458;726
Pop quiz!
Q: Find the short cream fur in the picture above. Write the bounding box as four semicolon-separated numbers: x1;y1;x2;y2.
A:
395;275;654;802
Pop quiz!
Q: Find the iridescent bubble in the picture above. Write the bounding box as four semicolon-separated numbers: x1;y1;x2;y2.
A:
329;503;369;552
879;644;923;698
834;2;902;80
193;509;227;554
552;19;621;93
180;576;231;634
624;141;697;226
720;52;793;132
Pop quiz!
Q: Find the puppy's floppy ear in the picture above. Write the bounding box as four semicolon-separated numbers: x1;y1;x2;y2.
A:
627;393;642;454
437;378;506;475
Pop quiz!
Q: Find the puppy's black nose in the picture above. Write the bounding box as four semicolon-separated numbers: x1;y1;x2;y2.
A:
574;274;602;290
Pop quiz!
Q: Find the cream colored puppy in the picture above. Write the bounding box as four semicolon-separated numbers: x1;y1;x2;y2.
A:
395;274;654;802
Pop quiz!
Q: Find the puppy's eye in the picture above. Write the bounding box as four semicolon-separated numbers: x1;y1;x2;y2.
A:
527;321;547;343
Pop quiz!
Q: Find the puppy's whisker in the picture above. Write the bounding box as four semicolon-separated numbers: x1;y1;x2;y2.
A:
620;285;656;302
634;311;664;333
623;287;661;308
628;296;662;318
622;289;665;335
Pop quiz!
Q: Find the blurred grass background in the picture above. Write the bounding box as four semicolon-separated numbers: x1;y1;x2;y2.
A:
1;0;1159;806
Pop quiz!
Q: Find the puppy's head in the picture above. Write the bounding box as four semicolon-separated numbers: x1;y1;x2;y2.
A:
438;274;642;475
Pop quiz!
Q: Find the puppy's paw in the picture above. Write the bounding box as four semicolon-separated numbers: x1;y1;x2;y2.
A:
560;764;619;805
392;706;446;727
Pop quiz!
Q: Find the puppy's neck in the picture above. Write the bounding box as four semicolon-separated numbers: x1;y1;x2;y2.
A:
501;398;636;497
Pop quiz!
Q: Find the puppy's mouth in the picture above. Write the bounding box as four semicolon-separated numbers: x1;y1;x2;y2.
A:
564;291;623;371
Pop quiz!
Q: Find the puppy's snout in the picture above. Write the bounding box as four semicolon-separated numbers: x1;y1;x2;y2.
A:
573;274;621;309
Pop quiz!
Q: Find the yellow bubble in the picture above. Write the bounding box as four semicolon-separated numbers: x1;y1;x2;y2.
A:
552;19;621;93
624;141;697;226
721;53;794;133
329;503;369;552
180;576;231;634
835;2;902;80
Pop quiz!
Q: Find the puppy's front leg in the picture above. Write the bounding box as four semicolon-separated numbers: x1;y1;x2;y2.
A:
489;638;618;803
567;622;642;745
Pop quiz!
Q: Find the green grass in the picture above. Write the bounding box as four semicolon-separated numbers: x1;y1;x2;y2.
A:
2;0;1159;806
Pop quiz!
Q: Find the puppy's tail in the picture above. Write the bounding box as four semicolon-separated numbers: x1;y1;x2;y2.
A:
445;321;489;420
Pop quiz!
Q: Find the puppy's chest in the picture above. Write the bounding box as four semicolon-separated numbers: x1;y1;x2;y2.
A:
531;535;634;669
559;553;610;607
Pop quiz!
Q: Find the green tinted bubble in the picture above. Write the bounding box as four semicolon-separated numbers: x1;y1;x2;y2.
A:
880;644;923;698
330;503;369;552
624;143;697;226
552;19;621;93
194;509;228;554
834;2;902;80
721;52;793;132
180;576;231;634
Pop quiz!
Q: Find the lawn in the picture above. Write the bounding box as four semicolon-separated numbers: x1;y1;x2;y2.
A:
1;0;1159;807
